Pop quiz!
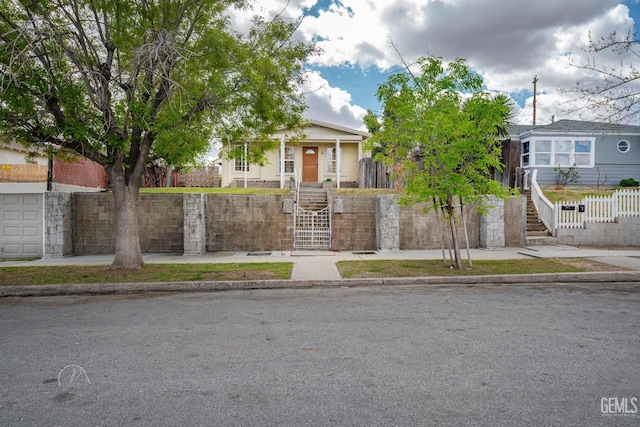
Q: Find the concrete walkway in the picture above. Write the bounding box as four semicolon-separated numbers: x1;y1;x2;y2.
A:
1;245;639;297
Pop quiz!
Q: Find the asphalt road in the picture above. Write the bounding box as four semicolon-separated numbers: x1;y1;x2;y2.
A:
1;283;639;426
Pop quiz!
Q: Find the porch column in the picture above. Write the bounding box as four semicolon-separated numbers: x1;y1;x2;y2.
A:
280;137;285;189
243;142;248;188
336;138;341;189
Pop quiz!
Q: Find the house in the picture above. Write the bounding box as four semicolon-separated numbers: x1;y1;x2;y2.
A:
1;140;109;259
220;119;371;188
0;140;109;192
503;120;640;187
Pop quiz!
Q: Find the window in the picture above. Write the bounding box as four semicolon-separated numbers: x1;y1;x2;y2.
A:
618;140;631;153
534;139;552;166
521;141;530;166
326;147;342;174
279;147;295;173
523;138;594;168
234;146;249;172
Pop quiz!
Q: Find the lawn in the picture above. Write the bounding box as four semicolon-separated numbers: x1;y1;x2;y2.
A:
0;263;293;286
337;258;618;279
140;187;290;195
540;186;615;203
0;257;620;286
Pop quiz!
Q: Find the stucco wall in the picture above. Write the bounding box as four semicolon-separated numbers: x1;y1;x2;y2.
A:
557;216;640;246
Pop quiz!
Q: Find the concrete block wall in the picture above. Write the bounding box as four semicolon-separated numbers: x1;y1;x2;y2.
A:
504;196;526;247
73;193;183;254
557;217;640;246
400;203;481;250
206;194;295;251
44;191;528;256
331;195;378;251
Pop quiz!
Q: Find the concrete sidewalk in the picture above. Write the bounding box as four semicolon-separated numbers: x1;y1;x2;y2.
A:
1;245;639;297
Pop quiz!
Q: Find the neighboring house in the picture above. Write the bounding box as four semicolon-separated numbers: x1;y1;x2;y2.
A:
503;120;640;187
220;119;371;188
0;140;108;192
0;140;109;258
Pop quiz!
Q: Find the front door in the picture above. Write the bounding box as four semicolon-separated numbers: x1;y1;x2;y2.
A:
302;147;318;182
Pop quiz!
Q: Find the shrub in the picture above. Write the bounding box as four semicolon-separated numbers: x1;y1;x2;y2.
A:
619;178;639;187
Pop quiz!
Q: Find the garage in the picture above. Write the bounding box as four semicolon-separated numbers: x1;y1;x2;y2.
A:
0;193;43;259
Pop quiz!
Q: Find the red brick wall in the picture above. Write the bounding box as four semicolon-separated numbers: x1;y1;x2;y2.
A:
53;156;109;189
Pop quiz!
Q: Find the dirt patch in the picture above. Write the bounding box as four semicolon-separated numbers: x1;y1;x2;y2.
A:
552;258;631;271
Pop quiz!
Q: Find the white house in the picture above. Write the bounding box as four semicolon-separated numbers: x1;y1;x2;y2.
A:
220;119;371;188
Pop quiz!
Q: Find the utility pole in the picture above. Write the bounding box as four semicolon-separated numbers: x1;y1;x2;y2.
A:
532;75;538;125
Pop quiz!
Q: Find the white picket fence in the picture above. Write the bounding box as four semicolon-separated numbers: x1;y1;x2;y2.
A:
555;188;640;229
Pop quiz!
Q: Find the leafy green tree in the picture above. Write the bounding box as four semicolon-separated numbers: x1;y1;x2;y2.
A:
0;0;316;269
366;56;512;270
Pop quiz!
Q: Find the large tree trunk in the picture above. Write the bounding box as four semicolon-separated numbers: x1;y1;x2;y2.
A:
108;169;144;270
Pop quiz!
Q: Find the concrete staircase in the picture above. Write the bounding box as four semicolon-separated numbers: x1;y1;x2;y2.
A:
294;184;331;249
297;184;329;211
524;189;556;246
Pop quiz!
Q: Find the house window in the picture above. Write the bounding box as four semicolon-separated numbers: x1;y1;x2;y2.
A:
618;140;631;153
525;138;594;168
521;141;530;166
279;146;295;173
326;147;342;174
534;140;552;166
233;146;249;172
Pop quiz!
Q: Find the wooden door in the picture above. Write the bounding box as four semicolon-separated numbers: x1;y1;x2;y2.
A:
302;147;318;182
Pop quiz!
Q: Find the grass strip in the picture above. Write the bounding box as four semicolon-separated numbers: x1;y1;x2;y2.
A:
336;258;614;279
0;262;293;286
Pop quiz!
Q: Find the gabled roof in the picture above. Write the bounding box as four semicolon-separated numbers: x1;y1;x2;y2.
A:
305;118;370;138
509;119;640;138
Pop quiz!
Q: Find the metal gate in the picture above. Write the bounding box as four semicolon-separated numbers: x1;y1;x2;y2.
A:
294;205;331;249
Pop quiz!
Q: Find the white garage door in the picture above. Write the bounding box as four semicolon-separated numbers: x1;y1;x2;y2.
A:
0;194;43;258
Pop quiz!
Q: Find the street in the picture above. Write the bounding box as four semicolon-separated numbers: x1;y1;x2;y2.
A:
1;283;639;426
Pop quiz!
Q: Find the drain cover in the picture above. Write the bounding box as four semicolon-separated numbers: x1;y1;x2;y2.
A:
247;251;272;256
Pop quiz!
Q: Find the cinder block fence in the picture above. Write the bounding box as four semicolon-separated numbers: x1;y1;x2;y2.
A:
44;192;526;257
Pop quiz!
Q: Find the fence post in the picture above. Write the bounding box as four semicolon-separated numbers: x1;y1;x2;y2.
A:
612;190;618;219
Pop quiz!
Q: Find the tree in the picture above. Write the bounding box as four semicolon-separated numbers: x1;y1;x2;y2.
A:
365;55;512;270
0;0;316;269
566;30;640;123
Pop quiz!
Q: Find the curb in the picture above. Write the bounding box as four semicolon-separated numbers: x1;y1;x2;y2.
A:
1;271;639;297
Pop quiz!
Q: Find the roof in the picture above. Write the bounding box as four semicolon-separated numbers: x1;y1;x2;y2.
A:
305;118;370;138
509;119;640;138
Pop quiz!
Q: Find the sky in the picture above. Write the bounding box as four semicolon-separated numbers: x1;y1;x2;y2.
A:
231;0;640;131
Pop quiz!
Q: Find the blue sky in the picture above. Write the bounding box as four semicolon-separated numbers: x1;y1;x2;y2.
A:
236;1;640;130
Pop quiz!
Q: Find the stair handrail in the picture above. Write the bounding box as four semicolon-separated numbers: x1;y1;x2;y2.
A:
530;169;556;235
294;168;301;215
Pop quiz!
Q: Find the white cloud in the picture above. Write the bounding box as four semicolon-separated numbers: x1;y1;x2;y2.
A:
230;1;640;125
302;70;369;130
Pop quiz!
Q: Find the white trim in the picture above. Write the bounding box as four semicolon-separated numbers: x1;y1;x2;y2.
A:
522;137;595;168
279;137;285;189
336;138;341;189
